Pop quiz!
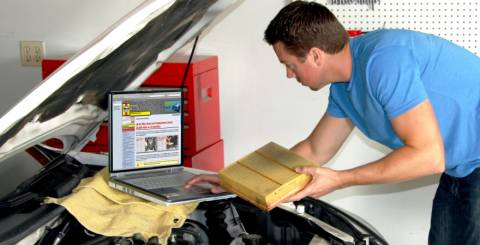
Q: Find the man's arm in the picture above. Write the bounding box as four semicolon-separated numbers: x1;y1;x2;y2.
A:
291;113;354;165
342;99;445;185
185;113;353;192
286;100;445;201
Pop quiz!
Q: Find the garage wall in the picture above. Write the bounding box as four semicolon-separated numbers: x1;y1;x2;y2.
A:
0;0;440;244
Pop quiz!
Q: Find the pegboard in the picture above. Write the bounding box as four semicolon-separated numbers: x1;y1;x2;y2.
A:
314;0;480;55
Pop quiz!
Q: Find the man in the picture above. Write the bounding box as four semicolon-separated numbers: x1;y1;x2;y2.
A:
186;1;480;243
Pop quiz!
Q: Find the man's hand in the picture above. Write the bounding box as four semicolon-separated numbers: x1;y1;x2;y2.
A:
184;174;226;193
283;166;349;202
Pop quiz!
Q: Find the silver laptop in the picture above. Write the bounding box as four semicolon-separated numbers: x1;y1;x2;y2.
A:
108;89;234;205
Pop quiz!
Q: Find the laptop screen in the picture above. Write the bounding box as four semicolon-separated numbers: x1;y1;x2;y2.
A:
109;89;183;172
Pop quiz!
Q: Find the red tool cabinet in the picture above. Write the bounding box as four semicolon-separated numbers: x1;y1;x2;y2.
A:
142;55;221;156
37;55;224;172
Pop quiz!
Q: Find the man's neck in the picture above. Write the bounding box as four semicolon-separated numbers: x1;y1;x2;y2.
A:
327;43;352;83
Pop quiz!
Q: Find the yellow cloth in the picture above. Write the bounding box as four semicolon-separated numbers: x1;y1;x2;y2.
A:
45;168;198;244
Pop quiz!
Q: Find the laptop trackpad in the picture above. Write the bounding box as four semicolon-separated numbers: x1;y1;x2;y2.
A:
151;186;211;199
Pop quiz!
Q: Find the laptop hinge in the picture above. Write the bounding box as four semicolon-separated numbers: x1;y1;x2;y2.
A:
111;166;184;178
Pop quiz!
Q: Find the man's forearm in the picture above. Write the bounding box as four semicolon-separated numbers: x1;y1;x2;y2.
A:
291;139;335;166
340;145;445;187
291;114;353;166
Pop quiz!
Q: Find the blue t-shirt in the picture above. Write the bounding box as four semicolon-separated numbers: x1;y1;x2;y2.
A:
327;29;480;178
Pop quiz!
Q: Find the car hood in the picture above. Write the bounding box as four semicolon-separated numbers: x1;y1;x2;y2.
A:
0;0;237;163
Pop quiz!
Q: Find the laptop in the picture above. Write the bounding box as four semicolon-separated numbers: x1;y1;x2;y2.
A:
107;89;235;205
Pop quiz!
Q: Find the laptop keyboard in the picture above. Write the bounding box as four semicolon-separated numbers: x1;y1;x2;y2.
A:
125;171;195;190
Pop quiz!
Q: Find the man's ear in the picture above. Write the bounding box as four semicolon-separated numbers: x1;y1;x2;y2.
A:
310;47;324;65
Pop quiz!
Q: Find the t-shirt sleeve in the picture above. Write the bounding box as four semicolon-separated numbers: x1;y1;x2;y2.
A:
326;86;348;118
367;47;428;119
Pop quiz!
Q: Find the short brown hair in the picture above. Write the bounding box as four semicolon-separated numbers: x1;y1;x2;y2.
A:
264;1;349;57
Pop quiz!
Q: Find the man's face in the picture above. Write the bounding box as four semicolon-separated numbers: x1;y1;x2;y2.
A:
272;41;325;91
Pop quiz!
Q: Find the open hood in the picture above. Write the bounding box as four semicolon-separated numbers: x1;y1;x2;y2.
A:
0;0;237;163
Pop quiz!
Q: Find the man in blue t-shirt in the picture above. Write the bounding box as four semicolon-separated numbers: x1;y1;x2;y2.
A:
186;1;480;243
262;1;480;244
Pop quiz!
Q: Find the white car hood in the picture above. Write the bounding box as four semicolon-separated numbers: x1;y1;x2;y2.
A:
0;0;237;162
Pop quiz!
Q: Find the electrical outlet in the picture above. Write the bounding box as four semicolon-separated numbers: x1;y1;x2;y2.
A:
20;41;45;67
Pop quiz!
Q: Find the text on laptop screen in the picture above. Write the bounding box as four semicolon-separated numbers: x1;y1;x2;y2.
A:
111;91;182;171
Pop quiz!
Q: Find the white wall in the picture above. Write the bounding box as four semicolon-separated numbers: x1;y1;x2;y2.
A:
0;0;439;244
